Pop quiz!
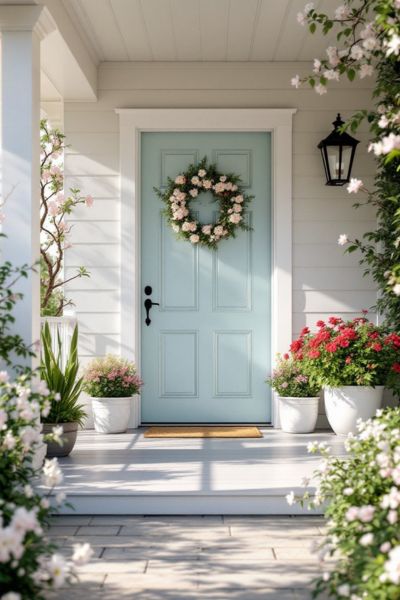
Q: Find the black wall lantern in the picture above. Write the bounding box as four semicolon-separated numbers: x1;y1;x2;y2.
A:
318;113;359;186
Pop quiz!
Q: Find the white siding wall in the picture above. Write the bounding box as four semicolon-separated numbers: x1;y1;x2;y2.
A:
63;62;377;425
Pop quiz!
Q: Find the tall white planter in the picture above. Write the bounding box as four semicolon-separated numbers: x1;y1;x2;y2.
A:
278;396;319;433
40;316;77;370
91;396;140;434
324;386;384;435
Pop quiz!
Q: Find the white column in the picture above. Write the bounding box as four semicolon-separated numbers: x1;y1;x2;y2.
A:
0;6;44;363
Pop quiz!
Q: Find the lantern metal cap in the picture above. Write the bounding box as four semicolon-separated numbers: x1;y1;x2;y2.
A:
318;113;360;148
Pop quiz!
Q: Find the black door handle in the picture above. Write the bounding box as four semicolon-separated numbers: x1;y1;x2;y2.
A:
144;297;159;326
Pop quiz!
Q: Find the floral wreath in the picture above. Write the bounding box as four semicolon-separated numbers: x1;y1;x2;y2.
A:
154;157;253;248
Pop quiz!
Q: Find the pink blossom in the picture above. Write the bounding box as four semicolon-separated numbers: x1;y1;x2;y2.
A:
347;178;363;194
48;201;59;217
85;195;94;208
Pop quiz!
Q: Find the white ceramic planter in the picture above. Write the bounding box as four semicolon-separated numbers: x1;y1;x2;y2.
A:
91;396;139;434
278;396;320;433
324;385;384;435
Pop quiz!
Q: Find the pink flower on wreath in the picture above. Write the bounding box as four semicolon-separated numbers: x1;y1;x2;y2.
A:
229;213;242;224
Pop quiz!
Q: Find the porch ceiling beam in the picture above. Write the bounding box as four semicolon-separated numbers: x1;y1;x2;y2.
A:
41;0;97;101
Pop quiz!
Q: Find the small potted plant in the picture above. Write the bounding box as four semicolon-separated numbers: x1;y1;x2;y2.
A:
41;322;86;456
267;353;321;433
295;317;400;435
83;355;143;433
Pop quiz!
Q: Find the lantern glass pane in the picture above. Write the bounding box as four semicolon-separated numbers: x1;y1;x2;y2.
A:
327;147;341;180
341;146;352;179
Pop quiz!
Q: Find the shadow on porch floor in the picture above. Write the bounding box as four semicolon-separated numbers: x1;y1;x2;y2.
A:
55;428;344;515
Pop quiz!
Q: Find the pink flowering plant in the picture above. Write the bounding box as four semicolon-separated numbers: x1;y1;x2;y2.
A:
40;120;93;316
289;316;400;393
287;407;400;599
267;354;320;397
83;355;143;398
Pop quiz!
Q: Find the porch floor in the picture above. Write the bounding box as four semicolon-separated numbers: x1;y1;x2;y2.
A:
57;428;344;515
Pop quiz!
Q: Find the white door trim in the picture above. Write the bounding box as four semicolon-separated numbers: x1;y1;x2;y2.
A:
117;108;296;427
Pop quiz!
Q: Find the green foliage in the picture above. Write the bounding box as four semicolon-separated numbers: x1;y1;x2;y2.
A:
40;322;86;425
292;408;400;600
0;257;34;368
154;156;253;249
266;353;320;397
82;354;143;398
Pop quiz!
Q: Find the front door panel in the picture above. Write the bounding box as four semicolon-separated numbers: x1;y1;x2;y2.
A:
141;132;271;423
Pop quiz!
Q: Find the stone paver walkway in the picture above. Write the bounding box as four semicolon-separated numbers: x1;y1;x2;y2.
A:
48;515;329;599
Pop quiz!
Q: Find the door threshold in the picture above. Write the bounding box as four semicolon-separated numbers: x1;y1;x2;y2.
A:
141;422;273;427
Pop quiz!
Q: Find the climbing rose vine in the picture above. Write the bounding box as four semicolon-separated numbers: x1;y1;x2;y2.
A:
293;0;400;327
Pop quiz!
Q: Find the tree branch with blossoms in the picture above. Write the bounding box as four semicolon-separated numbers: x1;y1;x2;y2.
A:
40;120;93;317
292;0;400;327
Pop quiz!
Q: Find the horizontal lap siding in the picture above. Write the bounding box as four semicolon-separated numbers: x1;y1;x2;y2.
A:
64;61;377;397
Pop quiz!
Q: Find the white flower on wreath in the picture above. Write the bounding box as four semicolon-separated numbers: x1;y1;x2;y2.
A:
233;204;242;213
234;195;243;203
214;182;226;194
202;225;212;235
202;179;212;189
189;189;198;197
214;225;224;236
219;175;227;182
229;213;242;224
175;175;185;185
191;176;201;185
172;224;180;233
190;234;200;244
198;169;206;177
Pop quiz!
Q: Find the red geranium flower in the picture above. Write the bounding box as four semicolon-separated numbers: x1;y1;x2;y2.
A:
372;343;382;352
392;363;400;373
326;343;338;353
339;338;350;348
316;320;325;328
300;327;310;337
283;353;289;360
345;356;352;364
328;317;342;325
290;339;303;353
308;350;321;359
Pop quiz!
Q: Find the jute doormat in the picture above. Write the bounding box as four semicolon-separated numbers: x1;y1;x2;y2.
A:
144;426;263;439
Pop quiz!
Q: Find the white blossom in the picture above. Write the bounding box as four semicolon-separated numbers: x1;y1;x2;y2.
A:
291;75;301;89
359;533;374;546
384;546;400;584
385;34;400;56
393;283;400;296
72;542;94;566
47;554;69;588
315;83;327;95
337;583;350;597
323;69;339;81
334;5;351;20
350;45;364;60
338;234;349;246
286;491;296;505
42;458;63;488
359;63;374;79
347;178;363;194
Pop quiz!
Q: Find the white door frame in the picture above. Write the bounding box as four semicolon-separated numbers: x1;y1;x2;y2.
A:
117;108;296;427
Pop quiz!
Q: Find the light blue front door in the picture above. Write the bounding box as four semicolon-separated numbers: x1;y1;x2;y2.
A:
141;132;271;423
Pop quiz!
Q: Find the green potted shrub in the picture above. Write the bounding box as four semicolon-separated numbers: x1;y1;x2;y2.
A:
292;317;400;435
83;355;143;433
41;322;86;456
267;353;321;433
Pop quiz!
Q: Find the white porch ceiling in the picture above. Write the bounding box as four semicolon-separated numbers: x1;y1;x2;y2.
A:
62;0;336;63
